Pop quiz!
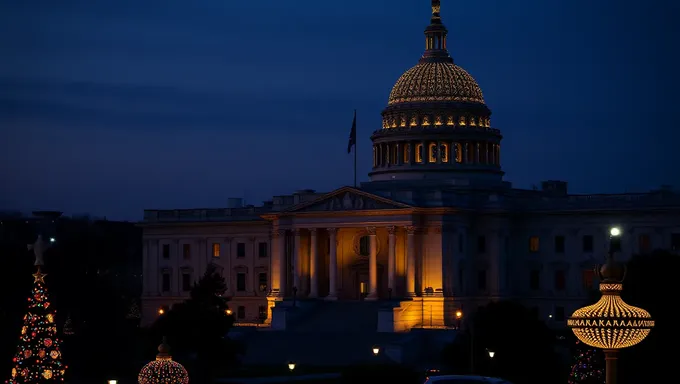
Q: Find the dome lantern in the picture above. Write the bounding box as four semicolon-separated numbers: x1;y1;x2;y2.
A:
138;337;189;384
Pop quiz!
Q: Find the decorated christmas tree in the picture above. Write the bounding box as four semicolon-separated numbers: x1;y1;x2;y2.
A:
568;340;604;384
6;237;66;383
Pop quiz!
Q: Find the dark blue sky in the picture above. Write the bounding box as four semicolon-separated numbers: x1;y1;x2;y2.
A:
1;0;678;220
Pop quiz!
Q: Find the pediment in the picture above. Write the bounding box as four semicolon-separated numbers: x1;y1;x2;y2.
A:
284;187;411;213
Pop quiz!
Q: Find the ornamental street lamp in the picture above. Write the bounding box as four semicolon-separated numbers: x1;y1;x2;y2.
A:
288;361;296;371
567;227;654;384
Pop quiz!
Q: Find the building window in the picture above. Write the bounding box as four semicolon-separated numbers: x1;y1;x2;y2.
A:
428;143;437;163
477;270;487;291
458;234;464;253
638;234;651;254
671;233;680;251
440;143;449;162
182;273;191;292
403;143;410;163
529;236;540;252
416;143;424;163
454;143;462;163
162;244;170;259
359;236;370;256
237;243;246;258
477;236;486;254
392;145;398;164
554;270;566;291
212;243;221;257
529;270;540;290
258;242;268;258
582;269;595;290
258;305;268;321
162;273;171;292
554;236;565;253
237;273;246;292
582;235;593;252
554;306;565;321
182;244;191;259
258;273;267;292
237;306;246;320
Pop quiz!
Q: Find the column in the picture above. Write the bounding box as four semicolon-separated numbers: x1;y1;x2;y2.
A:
366;227;379;300
293;229;302;291
275;230;286;297
173;239;180;296
326;228;338;300
142;240;149;295
406;226;416;296
387;226;397;295
309;229;319;298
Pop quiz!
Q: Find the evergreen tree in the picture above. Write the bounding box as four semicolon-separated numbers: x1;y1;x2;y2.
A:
568;341;604;384
6;268;66;383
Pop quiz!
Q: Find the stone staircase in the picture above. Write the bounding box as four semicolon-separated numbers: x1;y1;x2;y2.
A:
241;300;405;366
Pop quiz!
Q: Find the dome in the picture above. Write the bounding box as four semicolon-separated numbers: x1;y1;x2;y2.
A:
388;61;485;106
138;338;189;384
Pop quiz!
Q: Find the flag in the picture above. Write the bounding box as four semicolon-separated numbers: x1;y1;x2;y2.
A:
347;110;356;154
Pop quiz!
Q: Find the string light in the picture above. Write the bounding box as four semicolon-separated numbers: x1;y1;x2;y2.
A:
138;339;189;384
568;341;604;384
6;268;67;383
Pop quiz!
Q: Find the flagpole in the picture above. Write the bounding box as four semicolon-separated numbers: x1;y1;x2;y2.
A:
354;109;357;188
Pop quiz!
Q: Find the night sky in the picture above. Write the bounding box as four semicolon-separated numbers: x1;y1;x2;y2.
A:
1;0;678;220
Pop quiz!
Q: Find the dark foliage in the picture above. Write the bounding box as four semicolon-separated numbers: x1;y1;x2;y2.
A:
341;364;421;383
616;250;679;384
149;264;237;384
442;300;562;384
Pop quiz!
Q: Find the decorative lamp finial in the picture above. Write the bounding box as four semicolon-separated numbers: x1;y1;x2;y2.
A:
156;337;172;360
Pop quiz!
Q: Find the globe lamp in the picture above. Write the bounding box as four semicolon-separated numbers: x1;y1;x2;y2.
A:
568;229;653;384
138;337;189;384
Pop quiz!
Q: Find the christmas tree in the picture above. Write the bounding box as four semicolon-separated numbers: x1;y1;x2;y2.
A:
568;341;604;384
6;268;67;383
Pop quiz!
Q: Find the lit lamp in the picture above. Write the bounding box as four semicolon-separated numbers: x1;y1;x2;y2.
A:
372;345;380;356
157;308;165;315
455;310;463;329
567;227;654;384
225;309;233;316
287;361;296;371
487;350;495;359
108;380;117;384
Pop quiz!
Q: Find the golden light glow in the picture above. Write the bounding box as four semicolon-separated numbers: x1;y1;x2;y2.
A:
157;308;165;315
225;309;233;316
388;62;485;106
428;143;437;163
372;346;380;355
212;243;220;257
288;362;296;371
415;143;424;163
434;116;443;126
610;227;621;237
529;236;540;252
446;116;454;126
455;310;462;319
568;283;654;350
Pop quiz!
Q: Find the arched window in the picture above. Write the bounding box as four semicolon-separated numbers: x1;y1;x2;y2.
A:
428;143;437;163
359;236;370;256
440;143;449;163
453;142;462;163
403;143;410;163
415;143;424;163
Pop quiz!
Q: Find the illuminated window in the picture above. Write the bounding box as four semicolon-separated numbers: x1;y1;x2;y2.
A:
529;236;540;252
554;270;566;291
428;143;437;163
212;243;220;258
182;244;191;259
359;236;370;256
403;143;410;163
258;273;267;292
454;143;462;163
415;143;424;163
440;143;449;162
582;269;595;290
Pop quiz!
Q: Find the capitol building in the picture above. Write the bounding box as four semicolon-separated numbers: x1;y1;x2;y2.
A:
140;0;680;339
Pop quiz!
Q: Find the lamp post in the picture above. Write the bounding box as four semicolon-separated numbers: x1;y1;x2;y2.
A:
567;227;654;384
